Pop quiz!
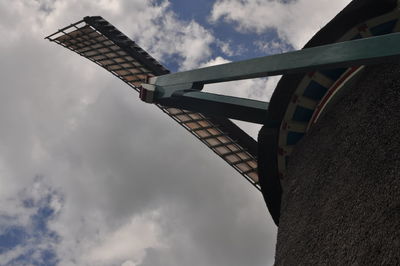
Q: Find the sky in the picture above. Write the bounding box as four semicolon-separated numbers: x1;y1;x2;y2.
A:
0;0;351;265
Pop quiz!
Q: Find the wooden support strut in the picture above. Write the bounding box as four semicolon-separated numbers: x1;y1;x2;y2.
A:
140;32;400;124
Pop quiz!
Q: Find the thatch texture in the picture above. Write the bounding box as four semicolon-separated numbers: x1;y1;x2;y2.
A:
274;63;400;264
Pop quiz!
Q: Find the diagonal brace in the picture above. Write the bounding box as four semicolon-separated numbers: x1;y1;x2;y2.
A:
140;84;268;124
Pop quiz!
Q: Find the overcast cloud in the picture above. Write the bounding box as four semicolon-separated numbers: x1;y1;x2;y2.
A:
0;0;350;265
210;0;352;49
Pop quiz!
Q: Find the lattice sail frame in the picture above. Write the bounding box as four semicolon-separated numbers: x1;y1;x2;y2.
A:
46;16;260;190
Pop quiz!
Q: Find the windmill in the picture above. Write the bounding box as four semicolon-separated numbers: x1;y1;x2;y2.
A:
46;8;400;225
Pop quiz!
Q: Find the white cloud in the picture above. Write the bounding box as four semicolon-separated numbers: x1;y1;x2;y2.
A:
0;246;26;266
210;0;352;49
200;56;231;67
216;39;237;56
115;1;215;70
254;39;292;54
121;261;137;266
84;211;164;265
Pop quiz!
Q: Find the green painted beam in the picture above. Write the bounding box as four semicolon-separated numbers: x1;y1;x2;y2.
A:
149;32;400;87
157;90;269;124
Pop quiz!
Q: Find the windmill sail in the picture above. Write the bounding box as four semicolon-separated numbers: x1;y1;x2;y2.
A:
46;16;260;190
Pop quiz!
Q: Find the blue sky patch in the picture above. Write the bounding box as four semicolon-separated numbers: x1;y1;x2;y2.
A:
0;180;62;266
163;0;293;71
